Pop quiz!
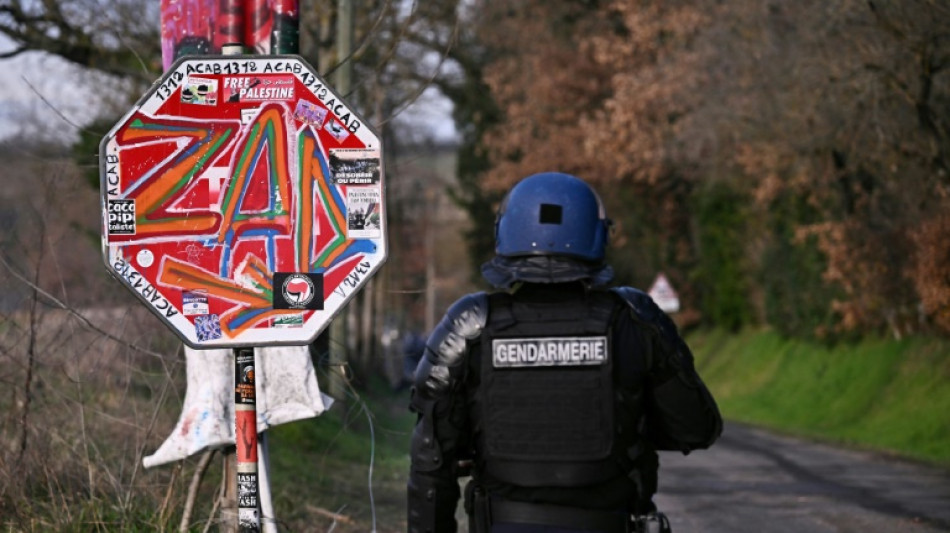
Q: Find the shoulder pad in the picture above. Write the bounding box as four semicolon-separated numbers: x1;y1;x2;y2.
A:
611;286;662;323
611;286;683;347
414;292;488;398
440;292;490;341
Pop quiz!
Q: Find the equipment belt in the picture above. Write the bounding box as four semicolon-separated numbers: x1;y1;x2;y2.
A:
490;499;629;532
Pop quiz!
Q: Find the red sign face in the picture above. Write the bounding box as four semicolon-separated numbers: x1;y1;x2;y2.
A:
100;55;386;348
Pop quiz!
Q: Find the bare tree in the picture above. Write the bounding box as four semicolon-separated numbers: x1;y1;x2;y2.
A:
0;0;162;84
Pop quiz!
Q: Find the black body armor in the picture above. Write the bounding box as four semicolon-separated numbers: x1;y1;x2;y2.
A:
476;290;622;487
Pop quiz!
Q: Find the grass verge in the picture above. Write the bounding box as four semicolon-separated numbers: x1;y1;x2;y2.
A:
690;328;950;465
266;380;416;532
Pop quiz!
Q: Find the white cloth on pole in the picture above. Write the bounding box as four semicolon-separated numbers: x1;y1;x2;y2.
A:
143;345;333;468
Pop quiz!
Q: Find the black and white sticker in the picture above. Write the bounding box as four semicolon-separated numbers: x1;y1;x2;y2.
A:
492;336;608;368
107;199;136;235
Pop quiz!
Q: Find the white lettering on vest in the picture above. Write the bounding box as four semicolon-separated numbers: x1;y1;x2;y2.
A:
492;336;608;368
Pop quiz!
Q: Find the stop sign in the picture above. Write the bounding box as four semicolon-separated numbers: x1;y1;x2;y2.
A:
100;55;386;348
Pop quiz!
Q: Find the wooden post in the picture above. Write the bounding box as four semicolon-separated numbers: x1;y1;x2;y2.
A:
220;446;239;533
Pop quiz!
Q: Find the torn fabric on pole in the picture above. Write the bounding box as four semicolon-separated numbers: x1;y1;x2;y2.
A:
143;345;333;468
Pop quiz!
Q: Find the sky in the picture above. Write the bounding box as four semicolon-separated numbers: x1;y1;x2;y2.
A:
0;34;457;145
0;36;108;143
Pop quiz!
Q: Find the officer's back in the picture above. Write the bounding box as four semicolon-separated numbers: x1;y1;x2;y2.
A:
408;172;722;533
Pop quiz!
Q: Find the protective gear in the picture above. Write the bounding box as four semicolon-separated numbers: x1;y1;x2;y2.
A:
407;473;460;533
408;282;721;533
477;290;621;488
413;292;489;399
466;493;670;533
481;254;615;289
488;499;630;532
409;294;489;533
613;287;722;452
495;172;610;262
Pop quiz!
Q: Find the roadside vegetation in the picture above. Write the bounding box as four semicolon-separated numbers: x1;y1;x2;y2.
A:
265;381;416;532
692;328;950;466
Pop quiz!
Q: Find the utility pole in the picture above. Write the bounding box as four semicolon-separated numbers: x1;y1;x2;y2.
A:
425;188;437;333
327;0;355;401
336;0;354;95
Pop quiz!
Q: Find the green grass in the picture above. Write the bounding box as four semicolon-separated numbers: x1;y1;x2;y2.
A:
266;381;416;532
690;328;950;465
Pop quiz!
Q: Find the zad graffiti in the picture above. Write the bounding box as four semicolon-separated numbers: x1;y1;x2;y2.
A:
107;102;376;341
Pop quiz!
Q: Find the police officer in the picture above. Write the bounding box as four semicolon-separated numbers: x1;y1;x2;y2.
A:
408;172;722;533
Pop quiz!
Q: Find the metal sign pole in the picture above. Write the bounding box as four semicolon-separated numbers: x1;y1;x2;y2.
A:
257;431;277;533
234;347;260;532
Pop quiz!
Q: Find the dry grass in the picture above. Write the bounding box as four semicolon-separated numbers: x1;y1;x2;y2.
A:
0;299;190;531
0;154;190;530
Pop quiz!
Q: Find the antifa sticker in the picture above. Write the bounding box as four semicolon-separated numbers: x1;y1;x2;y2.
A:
272;272;324;310
492;336;609;368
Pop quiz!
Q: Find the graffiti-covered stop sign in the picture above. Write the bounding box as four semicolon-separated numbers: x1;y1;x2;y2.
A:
100;55;386;348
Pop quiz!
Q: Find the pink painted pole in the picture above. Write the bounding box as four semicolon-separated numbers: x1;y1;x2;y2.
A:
215;0;247;52
234;347;260;532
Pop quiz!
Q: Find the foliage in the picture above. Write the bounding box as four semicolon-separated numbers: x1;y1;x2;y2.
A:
757;189;840;339
911;214;950;332
691;328;950;465
760;233;839;340
267;382;416;531
724;0;950;336
0;159;186;531
461;0;950;337
691;181;752;331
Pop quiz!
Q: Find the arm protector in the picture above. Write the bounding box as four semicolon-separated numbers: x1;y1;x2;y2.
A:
612;287;723;453
408;293;488;533
413;292;488;398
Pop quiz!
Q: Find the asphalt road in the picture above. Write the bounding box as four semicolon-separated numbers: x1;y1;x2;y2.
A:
655;423;950;532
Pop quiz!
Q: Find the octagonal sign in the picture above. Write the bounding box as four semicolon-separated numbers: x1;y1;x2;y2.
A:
100;55;386;348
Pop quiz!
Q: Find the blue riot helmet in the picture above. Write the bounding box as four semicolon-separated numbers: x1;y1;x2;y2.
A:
495;172;610;262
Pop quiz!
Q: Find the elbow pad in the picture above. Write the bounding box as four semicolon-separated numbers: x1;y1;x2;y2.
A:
414;292;488;399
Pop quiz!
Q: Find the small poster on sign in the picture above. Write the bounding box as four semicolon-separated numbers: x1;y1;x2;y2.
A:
346;187;382;239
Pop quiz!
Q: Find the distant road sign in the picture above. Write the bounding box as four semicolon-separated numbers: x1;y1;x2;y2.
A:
100;55;386;348
648;273;680;314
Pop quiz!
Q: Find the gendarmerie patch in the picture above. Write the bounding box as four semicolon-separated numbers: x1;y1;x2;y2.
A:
492;336;608;368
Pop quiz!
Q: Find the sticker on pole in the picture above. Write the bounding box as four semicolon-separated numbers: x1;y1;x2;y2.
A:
99;55;387;348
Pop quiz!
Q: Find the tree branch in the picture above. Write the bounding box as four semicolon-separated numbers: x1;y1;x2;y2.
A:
0;253;170;361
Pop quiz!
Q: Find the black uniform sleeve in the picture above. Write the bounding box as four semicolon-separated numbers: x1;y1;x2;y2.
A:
407;389;465;533
407;293;488;533
613;287;723;453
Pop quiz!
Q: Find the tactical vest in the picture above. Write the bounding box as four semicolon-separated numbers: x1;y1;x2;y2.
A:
477;290;622;488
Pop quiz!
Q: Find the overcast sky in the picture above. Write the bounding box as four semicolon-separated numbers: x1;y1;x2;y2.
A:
0;35;110;143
